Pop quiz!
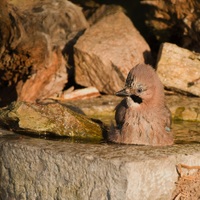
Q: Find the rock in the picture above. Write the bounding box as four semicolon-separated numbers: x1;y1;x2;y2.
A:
142;0;200;51
157;43;200;97
1;129;200;199
87;4;125;26
0;101;104;139
0;0;88;105
58;86;100;101
74;10;152;94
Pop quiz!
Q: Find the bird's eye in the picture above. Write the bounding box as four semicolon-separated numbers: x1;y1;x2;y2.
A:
137;88;143;93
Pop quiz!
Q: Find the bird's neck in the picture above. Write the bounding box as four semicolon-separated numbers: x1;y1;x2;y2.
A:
142;90;166;111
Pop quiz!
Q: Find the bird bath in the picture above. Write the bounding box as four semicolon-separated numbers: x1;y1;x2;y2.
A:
0;95;199;199
89;114;200;145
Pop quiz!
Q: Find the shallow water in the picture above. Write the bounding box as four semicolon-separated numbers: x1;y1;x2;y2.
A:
172;120;200;144
0;114;199;145
89;114;200;145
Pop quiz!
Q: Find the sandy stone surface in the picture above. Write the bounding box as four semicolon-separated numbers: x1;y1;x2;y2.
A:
1;129;200;199
74;11;152;94
157;43;200;97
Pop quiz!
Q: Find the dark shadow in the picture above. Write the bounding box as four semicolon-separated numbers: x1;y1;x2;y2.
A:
0;84;17;107
62;30;86;90
91;118;109;141
143;50;154;66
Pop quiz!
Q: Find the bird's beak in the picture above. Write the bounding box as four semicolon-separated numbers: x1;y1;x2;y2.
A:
115;88;130;97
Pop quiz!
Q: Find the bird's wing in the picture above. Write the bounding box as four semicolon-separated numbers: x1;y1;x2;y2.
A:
115;98;127;128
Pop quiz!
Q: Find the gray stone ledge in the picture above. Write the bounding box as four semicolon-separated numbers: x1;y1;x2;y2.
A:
1;130;200;200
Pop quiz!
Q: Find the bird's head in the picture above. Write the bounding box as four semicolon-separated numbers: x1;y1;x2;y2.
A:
116;64;164;107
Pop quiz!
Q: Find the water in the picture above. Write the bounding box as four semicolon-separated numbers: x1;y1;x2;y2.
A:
173;120;200;144
0;113;199;145
89;114;200;145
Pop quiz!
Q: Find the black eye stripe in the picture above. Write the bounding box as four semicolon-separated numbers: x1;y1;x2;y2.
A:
130;94;142;104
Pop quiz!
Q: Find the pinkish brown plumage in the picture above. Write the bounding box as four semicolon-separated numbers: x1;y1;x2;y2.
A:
109;64;174;146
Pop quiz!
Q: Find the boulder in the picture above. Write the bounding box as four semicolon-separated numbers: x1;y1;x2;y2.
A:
74;10;152;94
0;0;88;105
142;0;200;52
0;101;104;140
157;43;200;96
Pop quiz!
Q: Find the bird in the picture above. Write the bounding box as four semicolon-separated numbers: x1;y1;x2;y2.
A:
108;64;174;146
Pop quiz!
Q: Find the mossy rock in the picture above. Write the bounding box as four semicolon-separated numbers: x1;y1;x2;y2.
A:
0;101;105;140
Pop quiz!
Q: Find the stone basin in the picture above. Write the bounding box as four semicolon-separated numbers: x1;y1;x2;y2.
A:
0;94;200;199
1;129;200;200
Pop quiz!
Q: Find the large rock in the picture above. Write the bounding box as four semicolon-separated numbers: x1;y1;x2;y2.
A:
142;0;200;52
0;101;103;139
1;130;200;199
74;10;152;94
0;0;88;105
157;43;200;97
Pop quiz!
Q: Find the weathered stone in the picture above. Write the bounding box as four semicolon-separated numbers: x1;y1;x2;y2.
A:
87;4;125;26
142;0;200;52
1;130;200;199
0;101;103;139
61;86;100;100
0;0;88;105
74;11;152;94
157;43;200;97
